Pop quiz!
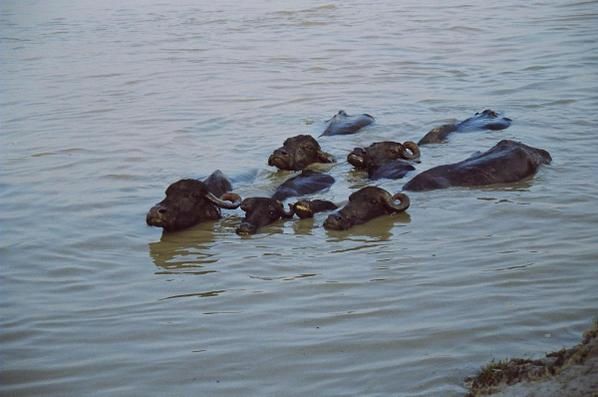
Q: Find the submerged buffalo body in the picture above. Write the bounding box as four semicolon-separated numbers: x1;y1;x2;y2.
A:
272;170;335;201
146;170;241;232
418;109;512;145
323;187;410;230
320;110;375;136
236;197;293;235
268;135;334;171
457;109;512;132
403;140;551;192
347;141;420;180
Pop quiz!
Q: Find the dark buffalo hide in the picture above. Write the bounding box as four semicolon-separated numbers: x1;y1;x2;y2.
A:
418;109;512;145
268;135;334;171
236;197;294;235
403;140;551;191
347;141;420;180
272;170;335;201
146;170;240;232
323;187;410;230
320;110;375;136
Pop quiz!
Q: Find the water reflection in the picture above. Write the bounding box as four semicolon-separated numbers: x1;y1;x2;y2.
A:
325;211;411;242
476;178;535;192
345;169;372;187
292;217;316;235
148;223;217;272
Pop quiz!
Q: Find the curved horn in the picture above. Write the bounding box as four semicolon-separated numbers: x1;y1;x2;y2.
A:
401;141;420;160
385;192;410;213
288;203;305;217
291;200;313;219
279;201;294;218
205;192;241;209
317;150;335;164
347;152;365;168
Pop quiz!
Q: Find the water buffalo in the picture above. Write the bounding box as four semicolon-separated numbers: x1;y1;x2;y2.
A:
347;141;420;180
290;199;338;219
403;140;552;192
418;109;512;145
268;135;334;171
272;170;335;201
146;170;241;232
323;187;410;230
320;110;375;136
236;197;294;235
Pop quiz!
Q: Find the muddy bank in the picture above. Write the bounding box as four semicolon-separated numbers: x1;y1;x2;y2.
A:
465;322;598;397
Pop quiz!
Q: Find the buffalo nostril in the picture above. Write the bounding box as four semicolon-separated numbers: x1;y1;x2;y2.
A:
147;206;166;227
324;213;350;230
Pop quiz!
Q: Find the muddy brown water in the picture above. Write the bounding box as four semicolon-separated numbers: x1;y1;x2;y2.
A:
1;1;597;396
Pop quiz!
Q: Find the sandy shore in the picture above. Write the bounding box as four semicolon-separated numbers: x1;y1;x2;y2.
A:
465;322;598;397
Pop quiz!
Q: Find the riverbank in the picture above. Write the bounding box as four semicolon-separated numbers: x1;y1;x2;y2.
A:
465;321;598;397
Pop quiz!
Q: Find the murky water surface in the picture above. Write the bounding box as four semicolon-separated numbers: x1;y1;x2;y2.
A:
2;1;597;396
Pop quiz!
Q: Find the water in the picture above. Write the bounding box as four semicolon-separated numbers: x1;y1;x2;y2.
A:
1;1;597;396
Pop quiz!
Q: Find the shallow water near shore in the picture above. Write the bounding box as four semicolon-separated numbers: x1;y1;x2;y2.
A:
1;1;598;396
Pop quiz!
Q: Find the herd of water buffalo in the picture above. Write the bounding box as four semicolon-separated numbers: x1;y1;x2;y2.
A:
146;109;552;235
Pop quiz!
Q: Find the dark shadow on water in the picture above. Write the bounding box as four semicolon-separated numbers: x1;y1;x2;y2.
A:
160;289;226;300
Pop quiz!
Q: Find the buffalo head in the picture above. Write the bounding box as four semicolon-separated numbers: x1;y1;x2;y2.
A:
236;197;294;235
268;135;334;171
348;141;420;170
323;187;410;230
462;109;512;131
146;179;241;232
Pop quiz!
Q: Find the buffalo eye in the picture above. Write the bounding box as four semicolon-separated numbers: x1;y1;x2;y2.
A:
370;199;378;205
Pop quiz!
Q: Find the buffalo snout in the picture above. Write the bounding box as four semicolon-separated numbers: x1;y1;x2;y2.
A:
268;148;290;169
323;213;352;230
323;187;410;231
236;222;257;236
146;204;168;226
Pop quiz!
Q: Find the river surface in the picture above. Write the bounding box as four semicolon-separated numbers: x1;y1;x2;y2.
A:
2;1;598;396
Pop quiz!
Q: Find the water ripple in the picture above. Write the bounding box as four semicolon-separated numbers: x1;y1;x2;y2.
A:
2;0;598;396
